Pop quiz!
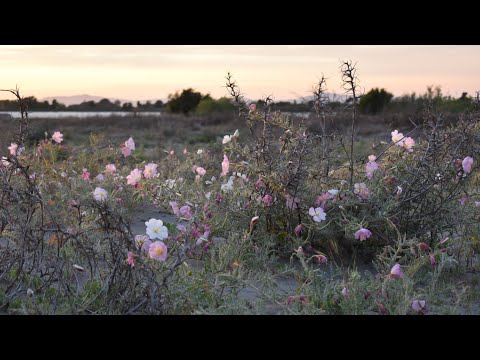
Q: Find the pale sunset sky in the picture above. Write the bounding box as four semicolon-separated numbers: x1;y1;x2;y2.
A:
0;45;479;102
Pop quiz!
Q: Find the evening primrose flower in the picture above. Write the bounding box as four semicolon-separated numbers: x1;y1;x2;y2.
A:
462;156;473;174
145;219;168;240
121;137;135;157
411;300;426;313
221;154;229;177
52;131;63;144
354;183;369;200
93;187;108;202
105;164;116;174
143;163;158;179
309;207;326;222
179;205;193;220
126;168;142;186
8;143;18;156
354;228;372;241
391;130;404;146
196;167;206;176
148;241;168;261
403;137;415;152
127;252;135;268
222;135;233;144
389;263;404;279
366;159;379;179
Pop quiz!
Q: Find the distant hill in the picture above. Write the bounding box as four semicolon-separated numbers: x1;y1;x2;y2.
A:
40;95;133;106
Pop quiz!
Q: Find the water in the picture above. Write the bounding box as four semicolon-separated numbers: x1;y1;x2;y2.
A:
0;111;164;119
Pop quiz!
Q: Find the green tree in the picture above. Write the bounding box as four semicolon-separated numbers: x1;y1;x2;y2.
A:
359;88;393;114
196;97;235;115
167;88;210;114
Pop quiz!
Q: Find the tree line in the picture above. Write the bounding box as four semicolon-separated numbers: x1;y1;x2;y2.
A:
0;86;476;115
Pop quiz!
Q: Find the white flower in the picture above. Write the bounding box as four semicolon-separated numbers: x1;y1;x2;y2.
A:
145;218;168;240
233;129;239;138
93;187;108;202
328;189;339;196
309;207;326;222
61;172;67;178
221;176;234;192
391;130;404;147
396;186;403;195
197;149;203;155
222;135;232;144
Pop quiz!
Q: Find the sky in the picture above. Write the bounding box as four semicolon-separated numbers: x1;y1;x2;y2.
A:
0;45;479;102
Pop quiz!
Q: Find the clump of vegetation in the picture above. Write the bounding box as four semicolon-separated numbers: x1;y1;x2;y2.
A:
1;62;479;315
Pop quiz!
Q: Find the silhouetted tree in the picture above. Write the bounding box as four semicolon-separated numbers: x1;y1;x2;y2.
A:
359;88;393;114
167;88;210;114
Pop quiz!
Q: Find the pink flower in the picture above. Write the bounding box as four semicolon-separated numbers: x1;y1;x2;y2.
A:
179;205;193;220
313;254;328;264
52;131;63;144
430;255;436;267
135;235;152;253
315;192;334;208
262;194;273;206
255;178;264;190
127;251;135;268
8;143;18;156
148;241;168;261
366;160;379;179
221;154;229;177
294;224;304;236
143;163;158;179
169;201;180;216
368;155;377;162
286;194;300;209
354;228;372;241
391;130;404;147
249;103;256;112
403;137;415;152
389;263;404;279
309;207;326;222
96;174;104;182
121;137;135;157
126;168;142;186
462;156;473;174
105;164;116;174
418;242;430;252
354;183;369;200
196;167;206;176
411;300;426;313
82;169;90;181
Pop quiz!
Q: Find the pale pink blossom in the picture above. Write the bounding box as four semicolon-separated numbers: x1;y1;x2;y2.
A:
179;205;193;220
286;194;300;209
255;178;264;190
8;143;18;156
309;207;326;222
391;130;404;147
294;224;304;236
52;131;63;144
121;137;135;157
93;187;108;202
148;241;168;261
249;103;256;112
262;194;273;206
143;163;158;179
135;235;152;252
368;155;377;162
389;263;404;279
366;160;379;179
430;255;436;267
355;228;372;241
315;192;334;208
354;183;369;200
196;167;206;176
403;137;415;152
127;251;135;268
105;164;116;174
169;201;180;216
126;168;142;186
462;156;473;174
96;174;104;182
411;300;426;313
221;154;229;177
82;169;90;181
341;287;348;297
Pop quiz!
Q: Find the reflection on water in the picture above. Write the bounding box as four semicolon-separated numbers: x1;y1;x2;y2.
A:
0;111;164;119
